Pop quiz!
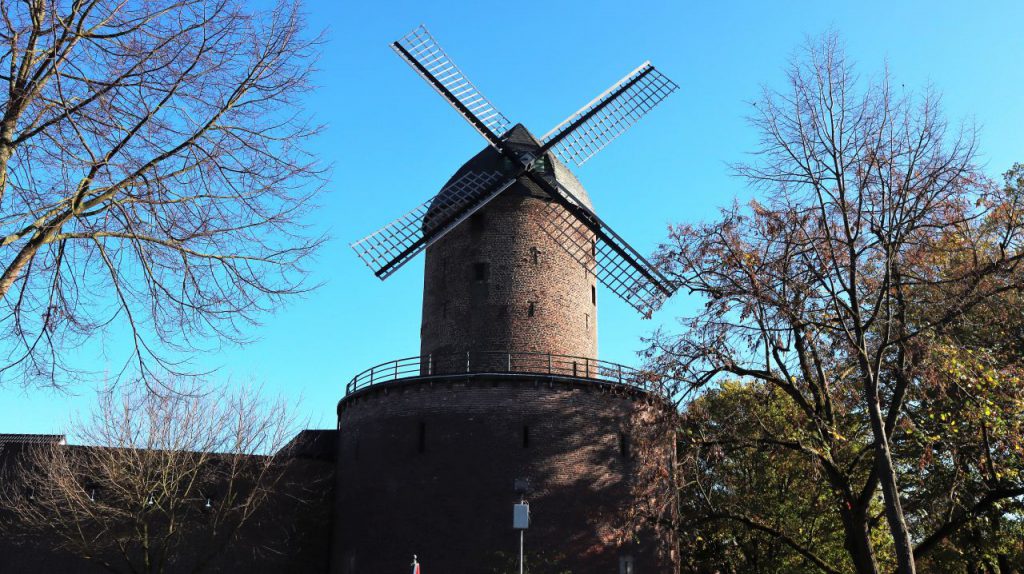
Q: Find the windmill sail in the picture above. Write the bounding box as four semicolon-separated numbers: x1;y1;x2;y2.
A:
533;175;676;316
350;171;515;279
539;62;678;168
393;25;512;148
354;25;680;316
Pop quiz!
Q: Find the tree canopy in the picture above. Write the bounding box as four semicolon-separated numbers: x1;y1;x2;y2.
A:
0;0;324;389
647;34;1024;574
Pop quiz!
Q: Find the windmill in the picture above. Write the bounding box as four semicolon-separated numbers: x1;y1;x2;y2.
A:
351;24;678;317
335;27;683;570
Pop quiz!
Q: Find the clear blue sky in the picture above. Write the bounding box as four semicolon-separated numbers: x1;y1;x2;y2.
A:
2;0;1022;440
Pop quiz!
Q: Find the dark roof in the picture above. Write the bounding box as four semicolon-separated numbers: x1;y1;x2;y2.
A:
0;434;65;448
0;434;65;466
280;429;337;461
428;124;594;220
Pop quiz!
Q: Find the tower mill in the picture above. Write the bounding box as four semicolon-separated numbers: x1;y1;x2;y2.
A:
335;24;679;573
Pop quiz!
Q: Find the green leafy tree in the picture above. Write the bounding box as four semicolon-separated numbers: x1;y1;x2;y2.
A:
675;381;875;574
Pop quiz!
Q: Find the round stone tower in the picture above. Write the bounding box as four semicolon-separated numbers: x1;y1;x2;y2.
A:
333;125;675;574
420;125;598;365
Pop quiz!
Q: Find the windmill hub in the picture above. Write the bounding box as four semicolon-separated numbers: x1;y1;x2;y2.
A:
426;124;595;222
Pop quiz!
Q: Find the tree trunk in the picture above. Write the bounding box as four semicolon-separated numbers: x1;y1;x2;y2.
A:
866;396;917;574
839;505;880;574
0;142;12;206
997;553;1015;574
0;227;52;300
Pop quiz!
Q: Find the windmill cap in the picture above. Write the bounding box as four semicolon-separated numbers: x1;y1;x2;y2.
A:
426;124;594;225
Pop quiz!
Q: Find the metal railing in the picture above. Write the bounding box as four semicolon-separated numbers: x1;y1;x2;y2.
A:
346;351;667;397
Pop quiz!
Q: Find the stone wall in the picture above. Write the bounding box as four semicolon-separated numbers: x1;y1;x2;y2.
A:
0;442;335;574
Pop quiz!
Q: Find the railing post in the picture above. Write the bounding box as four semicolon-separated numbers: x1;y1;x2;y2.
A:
618;365;623;384
394;360;399;380
547;353;552;374
573;361;577;377
585;358;589;379
428;354;433;376
369;366;375;385
507;352;512;372
466;351;471;373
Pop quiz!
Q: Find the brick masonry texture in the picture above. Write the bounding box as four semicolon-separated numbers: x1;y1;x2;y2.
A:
0;445;335;573
332;374;672;574
420;127;598;365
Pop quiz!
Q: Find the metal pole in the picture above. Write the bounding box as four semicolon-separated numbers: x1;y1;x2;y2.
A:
519;529;524;574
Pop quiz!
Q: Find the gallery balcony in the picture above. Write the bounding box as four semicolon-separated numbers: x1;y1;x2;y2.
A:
344;351;669;399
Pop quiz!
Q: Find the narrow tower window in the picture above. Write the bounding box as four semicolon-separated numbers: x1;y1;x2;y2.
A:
585;313;589;330
591;239;597;258
527;302;535;317
417;422;426;454
531;247;540;265
469;212;486;234
473;262;489;281
522;425;530;448
591;285;596;305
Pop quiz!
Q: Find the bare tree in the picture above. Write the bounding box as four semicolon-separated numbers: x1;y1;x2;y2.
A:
648;33;1024;574
1;378;301;573
0;0;324;389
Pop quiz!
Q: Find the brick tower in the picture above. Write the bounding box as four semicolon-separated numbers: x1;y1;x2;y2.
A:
420;125;598;365
337;25;680;574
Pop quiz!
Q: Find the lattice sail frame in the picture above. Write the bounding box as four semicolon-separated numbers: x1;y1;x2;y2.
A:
537;181;676;316
351;171;513;279
393;25;512;146
540;62;678;168
356;24;681;314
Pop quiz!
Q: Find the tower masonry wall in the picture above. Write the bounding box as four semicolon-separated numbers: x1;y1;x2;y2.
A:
331;374;674;574
420;185;598;366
